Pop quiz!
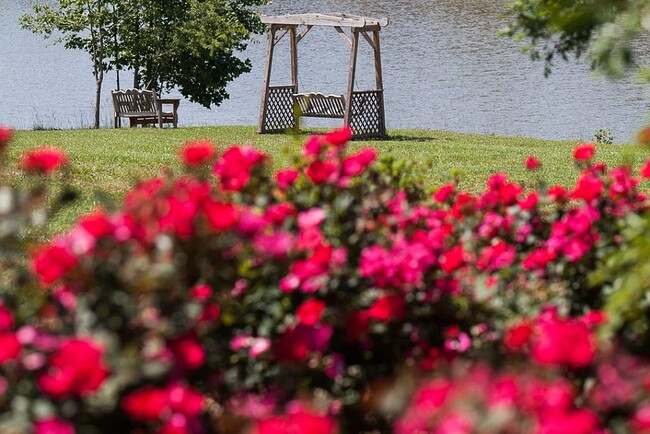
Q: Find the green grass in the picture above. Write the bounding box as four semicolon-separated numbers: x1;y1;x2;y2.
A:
5;126;649;235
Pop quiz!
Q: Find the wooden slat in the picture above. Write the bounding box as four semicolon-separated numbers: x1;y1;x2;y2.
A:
258;26;276;133
274;27;290;46
296;25;313;44
344;30;359;126
293;93;345;118
290;26;298;92
261;13;388;29
334;27;352;48
372;30;387;137
361;31;376;50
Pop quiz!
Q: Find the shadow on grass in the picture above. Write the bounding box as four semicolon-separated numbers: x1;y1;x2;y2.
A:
386;134;438;143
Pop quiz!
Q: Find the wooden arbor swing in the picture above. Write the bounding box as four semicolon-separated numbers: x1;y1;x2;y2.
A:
257;13;389;139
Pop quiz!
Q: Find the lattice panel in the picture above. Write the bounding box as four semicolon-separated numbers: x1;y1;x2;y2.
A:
263;85;296;132
349;90;386;139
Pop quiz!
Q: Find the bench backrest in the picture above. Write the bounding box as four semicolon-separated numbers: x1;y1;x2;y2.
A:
112;89;157;114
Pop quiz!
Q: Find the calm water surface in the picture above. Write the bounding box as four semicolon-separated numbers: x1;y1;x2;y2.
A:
1;0;649;141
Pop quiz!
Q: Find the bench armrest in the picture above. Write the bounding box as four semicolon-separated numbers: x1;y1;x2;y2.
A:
157;98;180;112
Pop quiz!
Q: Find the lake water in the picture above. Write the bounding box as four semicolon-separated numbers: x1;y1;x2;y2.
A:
1;0;649;141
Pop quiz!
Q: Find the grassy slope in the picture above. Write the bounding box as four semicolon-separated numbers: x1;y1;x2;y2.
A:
6;126;648;234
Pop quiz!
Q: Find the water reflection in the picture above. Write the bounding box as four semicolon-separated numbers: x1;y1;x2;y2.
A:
0;0;648;140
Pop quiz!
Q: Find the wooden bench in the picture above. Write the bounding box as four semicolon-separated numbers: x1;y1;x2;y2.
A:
111;89;179;128
293;92;345;118
292;91;369;119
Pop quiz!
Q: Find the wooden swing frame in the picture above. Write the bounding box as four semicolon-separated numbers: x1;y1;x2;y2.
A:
257;13;389;139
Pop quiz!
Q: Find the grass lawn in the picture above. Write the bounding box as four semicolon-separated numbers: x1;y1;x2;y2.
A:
4;125;648;235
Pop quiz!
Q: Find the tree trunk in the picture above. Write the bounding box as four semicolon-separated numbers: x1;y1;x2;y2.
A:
112;4;120;90
132;9;141;88
94;73;103;129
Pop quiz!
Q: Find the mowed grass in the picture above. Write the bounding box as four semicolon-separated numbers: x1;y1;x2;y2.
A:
5;125;649;235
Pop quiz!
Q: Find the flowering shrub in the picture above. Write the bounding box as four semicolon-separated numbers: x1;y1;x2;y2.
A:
3;125;650;433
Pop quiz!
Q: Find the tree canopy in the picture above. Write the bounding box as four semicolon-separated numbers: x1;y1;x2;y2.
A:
502;0;650;78
20;0;267;128
115;0;267;108
20;0;114;128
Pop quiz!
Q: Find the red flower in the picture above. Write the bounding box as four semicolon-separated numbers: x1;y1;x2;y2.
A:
640;159;650;178
367;294;406;322
122;386;169;422
519;192;538;210
346;311;370;342
537;409;600;434
531;313;596;368
522;247;556;271
78;210;113;239
296;299;326;326
547;185;569;203
180;139;217;167
276;168;299;190
273;327;311;363
433;184;455;202
324;126;352;147
439;245;466;274
273;325;332;363
571;173;603;202
160;415;190;434
199;303;221;323
0;303;14;332
0;126;13;146
0;333;21;364
303;136;324;157
476;241;516;271
256;408;337;434
34;417;75;434
202;199;239;231
38;338;109;398
169;335;205;370
213;146;265;191
32;245;78;286
265;202;296;224
21;146;68;174
503;322;533;351
451;193;477;218
167;384;205;417
525;156;541;170
572;143;596;161
342;148;377;176
190;284;212;301
306;160;337;184
632;404;650;431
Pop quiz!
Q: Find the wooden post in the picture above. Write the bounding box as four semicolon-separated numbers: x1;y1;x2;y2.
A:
258;25;277;133
373;29;387;137
343;29;359;127
290;26;298;92
289;25;299;126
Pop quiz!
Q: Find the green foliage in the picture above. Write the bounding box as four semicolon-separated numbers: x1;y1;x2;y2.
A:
115;0;267;107
20;0;267;115
595;128;614;145
592;212;650;350
502;0;650;78
20;0;116;128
